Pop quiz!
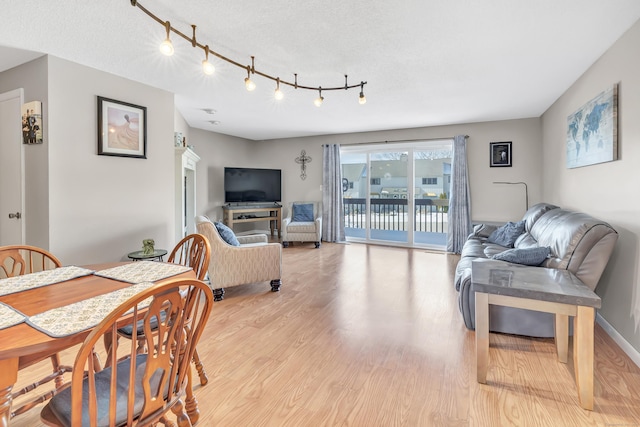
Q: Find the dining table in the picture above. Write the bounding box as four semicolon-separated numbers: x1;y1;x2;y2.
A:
0;261;197;426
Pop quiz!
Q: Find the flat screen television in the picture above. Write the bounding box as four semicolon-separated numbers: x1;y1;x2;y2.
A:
224;167;282;204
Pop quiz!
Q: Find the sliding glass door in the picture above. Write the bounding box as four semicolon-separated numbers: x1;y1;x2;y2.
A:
413;148;451;247
341;140;452;249
369;150;410;244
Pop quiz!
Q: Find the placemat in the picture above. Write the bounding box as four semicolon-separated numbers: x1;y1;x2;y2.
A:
94;261;191;284
27;282;157;338
0;266;95;297
0;302;25;330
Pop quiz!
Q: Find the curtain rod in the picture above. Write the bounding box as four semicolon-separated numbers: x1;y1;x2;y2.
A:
322;135;468;147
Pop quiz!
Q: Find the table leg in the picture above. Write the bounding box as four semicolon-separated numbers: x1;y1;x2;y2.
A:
574;306;595;410
0;358;19;427
475;292;489;383
277;211;282;238
555;313;569;363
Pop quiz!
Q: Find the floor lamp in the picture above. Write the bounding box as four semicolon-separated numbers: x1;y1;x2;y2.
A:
493;181;529;212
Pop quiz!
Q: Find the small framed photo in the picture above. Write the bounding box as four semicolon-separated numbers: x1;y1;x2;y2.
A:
490;141;512;167
97;96;147;158
22;101;43;144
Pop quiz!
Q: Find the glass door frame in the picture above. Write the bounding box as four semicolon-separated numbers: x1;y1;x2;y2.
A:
341;139;452;250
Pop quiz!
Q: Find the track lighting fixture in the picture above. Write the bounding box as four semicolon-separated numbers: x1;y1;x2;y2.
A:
159;21;174;56
132;1;367;104
274;78;284;100
245;72;256;91
245;58;256;91
314;87;324;107
202;45;215;75
359;82;367;105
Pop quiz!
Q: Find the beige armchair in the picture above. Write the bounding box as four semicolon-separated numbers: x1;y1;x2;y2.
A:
282;201;322;248
196;216;282;301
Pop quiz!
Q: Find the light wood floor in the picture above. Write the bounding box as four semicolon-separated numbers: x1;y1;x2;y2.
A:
10;242;640;426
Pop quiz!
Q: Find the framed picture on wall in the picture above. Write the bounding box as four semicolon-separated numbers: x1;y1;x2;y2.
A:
22;101;43;144
97;96;147;158
490;141;512;167
566;84;618;169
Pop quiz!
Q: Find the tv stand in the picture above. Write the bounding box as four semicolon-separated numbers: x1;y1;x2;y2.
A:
222;205;282;238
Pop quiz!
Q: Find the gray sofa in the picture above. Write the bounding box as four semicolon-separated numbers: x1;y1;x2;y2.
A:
455;203;618;337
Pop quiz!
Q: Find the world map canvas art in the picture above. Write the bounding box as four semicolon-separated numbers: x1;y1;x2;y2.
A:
566;84;618;169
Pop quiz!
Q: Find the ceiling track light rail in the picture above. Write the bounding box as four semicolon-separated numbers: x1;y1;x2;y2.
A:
130;0;367;103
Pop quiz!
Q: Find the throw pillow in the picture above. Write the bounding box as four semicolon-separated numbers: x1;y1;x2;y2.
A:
491;246;551;266
487;220;525;248
292;203;314;222
214;222;240;246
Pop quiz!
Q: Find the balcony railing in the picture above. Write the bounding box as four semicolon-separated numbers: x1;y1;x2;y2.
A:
343;198;448;233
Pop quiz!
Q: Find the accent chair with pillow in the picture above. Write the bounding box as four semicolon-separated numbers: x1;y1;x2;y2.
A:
196;216;282;301
282;201;322;248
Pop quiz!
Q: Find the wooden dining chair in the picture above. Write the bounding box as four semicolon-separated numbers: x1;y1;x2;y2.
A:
0;245;72;418
117;234;211;375
167;234;210;281
40;278;213;427
109;234;211;423
167;234;211;387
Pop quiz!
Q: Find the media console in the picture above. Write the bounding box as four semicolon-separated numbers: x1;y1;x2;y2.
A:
222;205;282;238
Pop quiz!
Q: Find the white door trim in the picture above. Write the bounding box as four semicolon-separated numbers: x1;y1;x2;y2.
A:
0;88;26;245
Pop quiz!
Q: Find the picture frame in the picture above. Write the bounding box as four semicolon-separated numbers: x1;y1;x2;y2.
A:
97;96;147;158
566;84;618;169
490;141;512;167
22;101;43;144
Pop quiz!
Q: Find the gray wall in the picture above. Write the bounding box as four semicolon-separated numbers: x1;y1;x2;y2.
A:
541;19;640;356
46;57;176;264
0;56;177;264
253;118;542;222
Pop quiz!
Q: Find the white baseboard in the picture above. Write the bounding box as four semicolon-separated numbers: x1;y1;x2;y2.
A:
596;313;640;368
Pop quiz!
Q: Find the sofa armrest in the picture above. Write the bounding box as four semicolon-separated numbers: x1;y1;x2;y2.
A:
237;234;268;245
468;223;499;240
212;242;281;288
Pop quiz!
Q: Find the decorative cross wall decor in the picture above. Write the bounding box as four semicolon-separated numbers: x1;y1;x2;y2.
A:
295;150;312;180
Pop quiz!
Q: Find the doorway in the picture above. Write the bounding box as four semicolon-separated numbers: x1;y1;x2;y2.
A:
341;140;452;250
0;88;25;245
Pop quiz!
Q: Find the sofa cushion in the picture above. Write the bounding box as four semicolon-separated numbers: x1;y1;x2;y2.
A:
214;222;240;246
469;223;497;240
460;239;488;259
528;209;618;286
483;244;510;258
514;232;539;249
487;220;525;247
522;203;559;232
491;246;551;266
292;203;314;222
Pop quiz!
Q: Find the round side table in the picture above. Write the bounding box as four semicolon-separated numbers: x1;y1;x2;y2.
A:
127;249;168;262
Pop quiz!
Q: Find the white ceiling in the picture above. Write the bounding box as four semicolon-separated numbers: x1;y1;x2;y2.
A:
1;1;640;141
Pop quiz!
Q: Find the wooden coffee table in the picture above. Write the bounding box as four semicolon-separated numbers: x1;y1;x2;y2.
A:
471;259;601;410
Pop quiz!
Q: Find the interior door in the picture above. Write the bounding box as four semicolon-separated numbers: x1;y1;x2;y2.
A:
0;89;25;245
